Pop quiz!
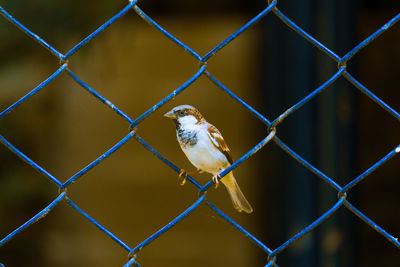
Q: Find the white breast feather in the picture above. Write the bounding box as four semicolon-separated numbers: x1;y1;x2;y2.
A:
177;116;229;174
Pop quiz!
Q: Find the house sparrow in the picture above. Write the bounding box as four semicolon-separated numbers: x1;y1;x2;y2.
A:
164;105;253;213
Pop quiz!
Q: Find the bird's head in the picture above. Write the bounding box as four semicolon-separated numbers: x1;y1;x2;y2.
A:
164;105;204;127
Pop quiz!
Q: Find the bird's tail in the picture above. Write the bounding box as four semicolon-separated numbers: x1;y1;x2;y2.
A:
221;172;253;213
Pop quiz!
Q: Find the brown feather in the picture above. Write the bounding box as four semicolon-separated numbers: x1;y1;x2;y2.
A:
185;108;204;122
207;124;234;165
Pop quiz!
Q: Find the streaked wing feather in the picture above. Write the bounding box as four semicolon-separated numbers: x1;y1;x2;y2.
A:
207;124;234;165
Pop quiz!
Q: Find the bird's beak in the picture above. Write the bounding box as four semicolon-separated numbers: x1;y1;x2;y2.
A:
163;110;176;119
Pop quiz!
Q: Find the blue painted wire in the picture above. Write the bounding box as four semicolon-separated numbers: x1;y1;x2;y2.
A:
0;135;63;187
199;130;276;194
270;67;345;128
67;198;132;252
130;196;206;255
205;71;271;126
0;6;63;59
62;131;137;188
206;201;273;255
123;257;139;267
0;192;66;247
273;137;343;191
341;13;400;64
272;7;340;62
264;260;276;267
63;2;136;60
341;145;400;194
0;1;399;265
344;200;400;248
201;1;277;62
67;69;134;124
0;64;67;119
130;65;207;128
133;134;203;189
344;72;400;121
269;197;345;257
133;5;202;60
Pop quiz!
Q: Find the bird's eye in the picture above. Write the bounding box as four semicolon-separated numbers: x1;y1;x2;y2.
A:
179;110;185;115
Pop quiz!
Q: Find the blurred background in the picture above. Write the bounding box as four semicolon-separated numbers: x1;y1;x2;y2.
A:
0;0;399;266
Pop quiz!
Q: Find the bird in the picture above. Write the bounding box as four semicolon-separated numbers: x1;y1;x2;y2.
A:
164;105;253;213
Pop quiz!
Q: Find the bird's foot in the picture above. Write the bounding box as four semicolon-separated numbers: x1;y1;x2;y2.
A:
178;169;188;186
179;169;201;186
212;174;221;189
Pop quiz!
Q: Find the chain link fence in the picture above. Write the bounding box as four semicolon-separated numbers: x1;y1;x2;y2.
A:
0;0;399;266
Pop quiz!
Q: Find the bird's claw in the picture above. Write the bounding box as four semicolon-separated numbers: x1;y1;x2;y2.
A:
212;174;221;189
179;169;188;186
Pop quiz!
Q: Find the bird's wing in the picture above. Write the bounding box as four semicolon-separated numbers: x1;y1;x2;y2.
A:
207;124;234;165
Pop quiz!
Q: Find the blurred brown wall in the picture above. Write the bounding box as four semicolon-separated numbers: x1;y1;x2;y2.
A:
1;14;265;266
1;2;399;267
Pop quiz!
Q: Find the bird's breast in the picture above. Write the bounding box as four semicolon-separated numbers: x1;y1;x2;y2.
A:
177;128;198;146
177;128;229;174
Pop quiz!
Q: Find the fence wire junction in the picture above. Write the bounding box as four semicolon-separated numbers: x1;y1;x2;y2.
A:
0;0;399;266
